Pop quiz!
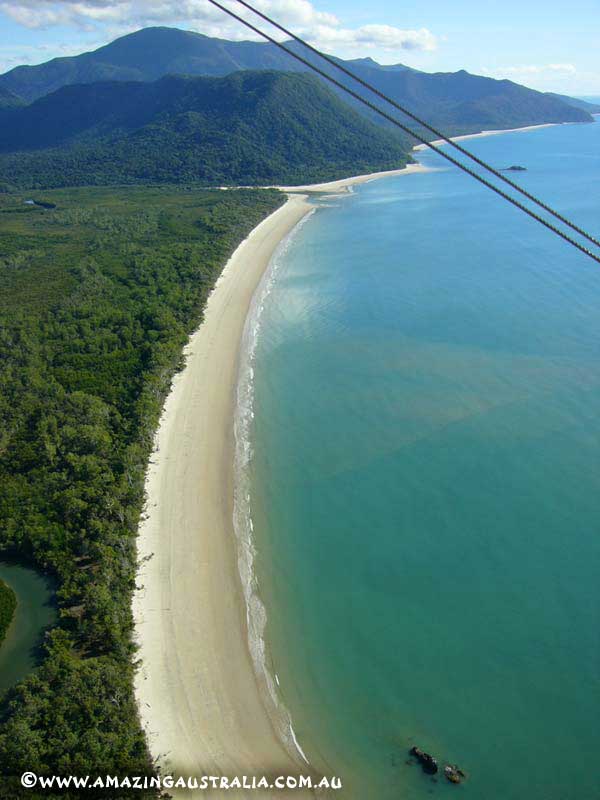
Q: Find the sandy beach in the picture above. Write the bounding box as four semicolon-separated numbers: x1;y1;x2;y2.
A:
133;156;438;798
278;161;431;193
132;125;550;795
412;122;560;151
133;194;315;798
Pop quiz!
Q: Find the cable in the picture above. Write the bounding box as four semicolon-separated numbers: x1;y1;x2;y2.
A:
232;0;600;253
206;0;600;267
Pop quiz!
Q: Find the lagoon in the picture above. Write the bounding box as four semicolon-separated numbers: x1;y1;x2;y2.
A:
0;563;55;694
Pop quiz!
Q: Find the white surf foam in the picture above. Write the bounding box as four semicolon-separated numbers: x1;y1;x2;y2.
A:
232;208;316;767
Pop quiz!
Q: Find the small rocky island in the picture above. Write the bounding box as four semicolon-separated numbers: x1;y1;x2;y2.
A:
444;764;467;784
502;165;527;171
408;746;467;785
409;746;438;774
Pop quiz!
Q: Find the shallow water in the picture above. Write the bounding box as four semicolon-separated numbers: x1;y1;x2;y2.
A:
0;563;55;693
246;120;600;799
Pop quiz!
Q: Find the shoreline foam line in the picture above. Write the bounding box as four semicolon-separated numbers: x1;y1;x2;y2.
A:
221;119;568;794
233;209;317;771
133;193;314;798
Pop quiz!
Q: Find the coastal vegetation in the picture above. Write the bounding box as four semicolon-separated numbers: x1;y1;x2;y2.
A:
0;184;284;796
0;71;410;190
0;581;16;648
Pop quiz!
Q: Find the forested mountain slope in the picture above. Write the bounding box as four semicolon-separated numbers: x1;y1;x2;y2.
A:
0;71;411;189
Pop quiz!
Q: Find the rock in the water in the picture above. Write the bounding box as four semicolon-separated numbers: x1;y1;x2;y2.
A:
444;764;466;784
409;747;439;775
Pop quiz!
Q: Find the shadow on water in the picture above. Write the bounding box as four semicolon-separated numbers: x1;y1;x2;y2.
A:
0;560;56;695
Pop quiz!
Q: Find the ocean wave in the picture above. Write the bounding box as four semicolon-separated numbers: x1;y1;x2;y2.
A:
232;208;316;767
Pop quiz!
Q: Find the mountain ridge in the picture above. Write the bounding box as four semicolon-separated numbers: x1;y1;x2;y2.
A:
545;93;600;114
0;71;410;189
0;26;592;135
545;92;600;114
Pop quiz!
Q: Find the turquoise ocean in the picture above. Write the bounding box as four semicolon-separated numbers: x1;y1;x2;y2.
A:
238;120;600;799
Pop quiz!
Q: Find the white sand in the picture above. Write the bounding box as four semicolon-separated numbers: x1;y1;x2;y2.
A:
412;122;561;151
277;161;432;193
133;163;433;797
133;194;316;798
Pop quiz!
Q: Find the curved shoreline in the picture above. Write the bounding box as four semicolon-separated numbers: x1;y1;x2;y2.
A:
276;162;432;193
133;194;314;797
132;161;434;796
132;126;562;794
412;121;563;151
232;208;317;772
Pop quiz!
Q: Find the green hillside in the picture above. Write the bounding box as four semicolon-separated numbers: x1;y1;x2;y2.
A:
0;71;411;190
0;86;23;109
0;27;591;135
0;27;301;101
545;92;600;114
346;67;592;134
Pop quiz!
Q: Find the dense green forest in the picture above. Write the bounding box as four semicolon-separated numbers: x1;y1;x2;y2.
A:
0;185;284;798
0;71;410;190
0;581;16;647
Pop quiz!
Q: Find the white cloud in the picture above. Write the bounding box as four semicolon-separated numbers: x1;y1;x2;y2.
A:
492;63;577;77
481;62;600;94
308;23;437;52
0;0;439;59
0;40;100;71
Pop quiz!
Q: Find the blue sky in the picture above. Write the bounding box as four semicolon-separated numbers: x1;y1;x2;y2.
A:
0;0;598;94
